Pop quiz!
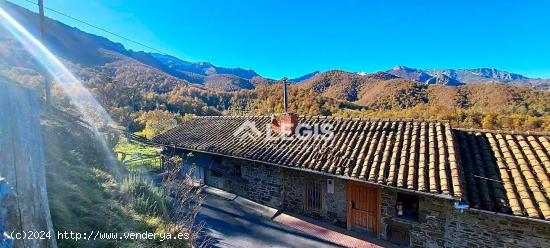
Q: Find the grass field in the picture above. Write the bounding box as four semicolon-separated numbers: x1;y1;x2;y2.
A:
115;141;162;173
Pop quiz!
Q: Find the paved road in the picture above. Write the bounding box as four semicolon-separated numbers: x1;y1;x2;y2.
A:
196;189;340;248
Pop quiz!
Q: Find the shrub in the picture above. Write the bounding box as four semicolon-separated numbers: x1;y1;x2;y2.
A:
121;174;166;216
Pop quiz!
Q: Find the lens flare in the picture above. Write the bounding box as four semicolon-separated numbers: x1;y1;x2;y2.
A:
0;7;120;175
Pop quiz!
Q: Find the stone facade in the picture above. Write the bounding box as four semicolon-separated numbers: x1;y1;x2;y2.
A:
202;157;347;226
382;188;458;247
381;188;550;248
242;161;283;206
203;167;224;189
280;169;347;226
193;152;550;248
445;210;550;248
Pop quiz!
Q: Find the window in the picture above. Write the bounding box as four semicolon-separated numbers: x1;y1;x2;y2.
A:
304;181;322;213
211;169;223;178
396;193;419;220
231;164;242;178
209;155;224;177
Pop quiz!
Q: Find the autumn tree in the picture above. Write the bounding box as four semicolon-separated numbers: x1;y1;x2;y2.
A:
137;110;181;139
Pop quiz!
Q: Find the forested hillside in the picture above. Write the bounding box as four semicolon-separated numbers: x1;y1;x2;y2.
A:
1;1;549;134
298;70;550;130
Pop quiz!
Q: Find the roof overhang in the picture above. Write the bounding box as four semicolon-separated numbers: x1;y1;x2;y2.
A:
161;144;462;202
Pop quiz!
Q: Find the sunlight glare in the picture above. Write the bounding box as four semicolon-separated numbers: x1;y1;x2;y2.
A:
0;7;120;175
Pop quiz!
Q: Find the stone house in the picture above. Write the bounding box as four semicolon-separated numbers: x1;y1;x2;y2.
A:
152;114;550;247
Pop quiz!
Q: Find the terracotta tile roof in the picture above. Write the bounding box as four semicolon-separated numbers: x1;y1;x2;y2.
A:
455;130;550;220
152;116;550;220
153;116;463;198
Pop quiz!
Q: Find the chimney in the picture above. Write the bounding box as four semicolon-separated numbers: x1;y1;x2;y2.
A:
271;77;298;135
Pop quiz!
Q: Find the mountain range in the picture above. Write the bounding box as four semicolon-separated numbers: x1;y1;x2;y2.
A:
1;0;549;117
2;1;548;92
385;65;549;89
0;2;550;91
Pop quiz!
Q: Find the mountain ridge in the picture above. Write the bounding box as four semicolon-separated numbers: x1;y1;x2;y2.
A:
4;1;548;91
387;65;549;89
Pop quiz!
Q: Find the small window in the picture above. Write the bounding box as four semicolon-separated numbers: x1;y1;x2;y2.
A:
396;193;419;220
209;155;224;177
304;181;322;213
231;164;242;178
211;169;223;178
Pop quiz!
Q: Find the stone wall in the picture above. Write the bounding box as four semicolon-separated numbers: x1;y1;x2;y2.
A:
381;188;453;247
280;169;347;226
202;157;347;225
204;168;224;189
240;160;283;207
381;188;550;248
445;210;550;248
203;158;283;206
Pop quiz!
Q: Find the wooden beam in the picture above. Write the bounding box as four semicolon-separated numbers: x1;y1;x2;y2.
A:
346;181;352;230
377;187;382;238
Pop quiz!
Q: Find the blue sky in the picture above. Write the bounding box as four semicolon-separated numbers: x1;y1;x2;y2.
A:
11;0;550;79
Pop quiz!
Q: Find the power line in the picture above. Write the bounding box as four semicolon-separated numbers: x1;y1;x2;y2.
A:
20;0;165;54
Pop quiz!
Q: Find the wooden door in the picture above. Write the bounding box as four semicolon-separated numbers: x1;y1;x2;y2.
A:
347;182;380;235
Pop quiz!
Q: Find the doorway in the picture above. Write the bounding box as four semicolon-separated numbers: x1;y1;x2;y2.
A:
347;181;381;236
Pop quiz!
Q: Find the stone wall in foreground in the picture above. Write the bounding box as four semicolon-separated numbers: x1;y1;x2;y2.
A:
381;188;452;247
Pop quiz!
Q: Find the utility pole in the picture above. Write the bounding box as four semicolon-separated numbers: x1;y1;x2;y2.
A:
38;0;51;105
282;77;288;113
